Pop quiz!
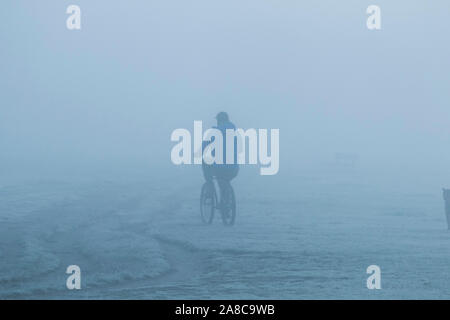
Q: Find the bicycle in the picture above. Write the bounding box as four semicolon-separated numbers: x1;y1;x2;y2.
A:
200;177;236;226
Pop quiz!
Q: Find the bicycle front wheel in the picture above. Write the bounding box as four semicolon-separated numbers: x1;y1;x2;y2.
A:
221;183;236;226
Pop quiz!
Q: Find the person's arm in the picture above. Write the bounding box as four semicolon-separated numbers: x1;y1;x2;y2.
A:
194;139;212;158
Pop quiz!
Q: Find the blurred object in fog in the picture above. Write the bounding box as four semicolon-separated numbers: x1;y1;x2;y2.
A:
443;189;450;229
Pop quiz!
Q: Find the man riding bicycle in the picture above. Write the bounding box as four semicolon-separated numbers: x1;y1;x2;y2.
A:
202;112;240;207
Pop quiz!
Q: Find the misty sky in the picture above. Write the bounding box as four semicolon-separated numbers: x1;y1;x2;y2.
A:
1;1;449;184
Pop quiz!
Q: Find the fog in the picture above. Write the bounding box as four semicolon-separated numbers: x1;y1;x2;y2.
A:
1;1;450;298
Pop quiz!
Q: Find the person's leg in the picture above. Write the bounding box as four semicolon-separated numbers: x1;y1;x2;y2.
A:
217;166;237;210
202;163;214;182
212;166;224;209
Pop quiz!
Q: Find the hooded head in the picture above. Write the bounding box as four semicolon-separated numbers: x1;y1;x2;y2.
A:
215;111;229;125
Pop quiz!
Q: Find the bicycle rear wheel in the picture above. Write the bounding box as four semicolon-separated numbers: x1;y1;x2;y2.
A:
200;182;216;224
220;183;236;226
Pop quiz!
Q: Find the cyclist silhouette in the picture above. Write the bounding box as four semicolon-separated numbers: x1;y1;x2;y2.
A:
202;112;240;209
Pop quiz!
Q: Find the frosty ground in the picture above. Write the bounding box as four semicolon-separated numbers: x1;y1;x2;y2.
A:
1;166;449;299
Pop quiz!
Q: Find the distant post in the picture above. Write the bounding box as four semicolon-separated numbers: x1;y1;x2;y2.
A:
443;189;450;229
